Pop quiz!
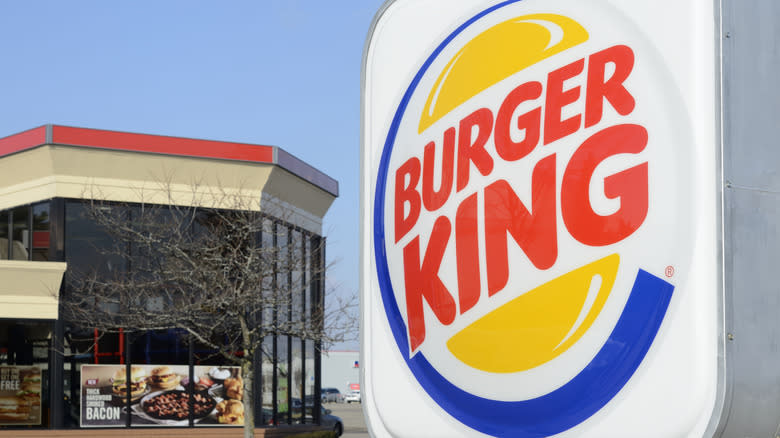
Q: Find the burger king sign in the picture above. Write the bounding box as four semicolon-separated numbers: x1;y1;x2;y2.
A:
362;1;718;437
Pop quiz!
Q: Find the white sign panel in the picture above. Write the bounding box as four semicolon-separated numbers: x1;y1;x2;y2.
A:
362;0;718;437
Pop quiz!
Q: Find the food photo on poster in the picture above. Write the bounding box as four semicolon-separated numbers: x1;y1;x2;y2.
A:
0;367;41;426
193;365;244;426
80;364;242;427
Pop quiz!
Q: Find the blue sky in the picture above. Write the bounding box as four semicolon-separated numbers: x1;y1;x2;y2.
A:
0;1;386;348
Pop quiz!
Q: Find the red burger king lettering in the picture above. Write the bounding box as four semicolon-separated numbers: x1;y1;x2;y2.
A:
394;44;648;353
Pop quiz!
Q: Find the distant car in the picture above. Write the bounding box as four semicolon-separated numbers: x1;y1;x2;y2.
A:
321;387;342;403
344;389;361;403
321;406;344;436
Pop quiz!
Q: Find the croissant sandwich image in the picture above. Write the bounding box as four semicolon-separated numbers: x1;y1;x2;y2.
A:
216;399;244;425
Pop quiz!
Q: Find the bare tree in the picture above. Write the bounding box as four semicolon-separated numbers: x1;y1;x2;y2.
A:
60;183;355;437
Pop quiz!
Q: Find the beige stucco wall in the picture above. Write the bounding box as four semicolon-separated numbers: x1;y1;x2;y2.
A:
0;145;336;234
0;260;67;319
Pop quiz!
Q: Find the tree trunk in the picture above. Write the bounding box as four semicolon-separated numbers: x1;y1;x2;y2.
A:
242;360;255;438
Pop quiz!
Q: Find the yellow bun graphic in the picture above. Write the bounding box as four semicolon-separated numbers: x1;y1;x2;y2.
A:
419;14;589;134
447;254;618;373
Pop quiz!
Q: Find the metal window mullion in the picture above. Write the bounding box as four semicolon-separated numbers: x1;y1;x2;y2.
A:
254;218;263;425
271;220;278;426
188;337;195;427
287;224;293;425
49;199;65;428
313;234;324;424
301;231;308;423
125;333;132;428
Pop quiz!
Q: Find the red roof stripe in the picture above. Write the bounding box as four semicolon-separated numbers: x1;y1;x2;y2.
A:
0;126;47;158
50;125;274;163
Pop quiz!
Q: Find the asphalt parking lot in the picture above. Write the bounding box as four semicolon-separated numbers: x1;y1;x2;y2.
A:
326;401;368;438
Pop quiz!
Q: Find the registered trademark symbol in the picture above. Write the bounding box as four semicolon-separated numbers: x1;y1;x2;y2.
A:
665;266;675;278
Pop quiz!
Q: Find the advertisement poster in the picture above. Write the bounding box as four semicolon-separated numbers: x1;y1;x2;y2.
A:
80;364;242;427
0;366;41;426
193;365;243;426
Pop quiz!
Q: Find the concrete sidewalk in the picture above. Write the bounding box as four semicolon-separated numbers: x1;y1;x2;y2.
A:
326;402;369;437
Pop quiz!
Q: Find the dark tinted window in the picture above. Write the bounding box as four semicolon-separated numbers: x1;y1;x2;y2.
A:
11;206;29;260
0;211;8;260
32;203;50;261
65;201;126;277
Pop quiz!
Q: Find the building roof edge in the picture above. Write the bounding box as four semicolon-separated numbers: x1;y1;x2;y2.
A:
0;125;338;197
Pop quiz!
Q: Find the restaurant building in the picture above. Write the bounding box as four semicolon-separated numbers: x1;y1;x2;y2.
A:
0;125;338;431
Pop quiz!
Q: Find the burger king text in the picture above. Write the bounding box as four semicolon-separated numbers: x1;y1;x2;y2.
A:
393;44;647;352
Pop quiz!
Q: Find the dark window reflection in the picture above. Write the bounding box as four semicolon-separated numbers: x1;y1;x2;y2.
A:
0;211;8;260
65;202;126;277
11;206;29;260
131;329;188;365
32;203;50;261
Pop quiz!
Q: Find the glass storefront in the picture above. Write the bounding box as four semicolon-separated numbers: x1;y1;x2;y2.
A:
0;199;325;430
